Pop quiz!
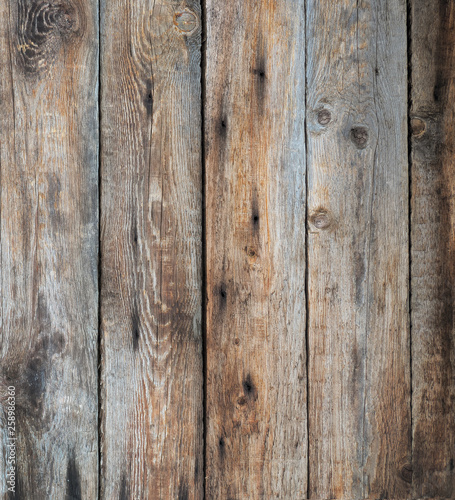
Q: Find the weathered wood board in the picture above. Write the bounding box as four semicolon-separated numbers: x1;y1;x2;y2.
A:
306;0;410;498
0;0;99;497
1;0;455;497
100;0;203;498
205;1;307;498
410;0;455;497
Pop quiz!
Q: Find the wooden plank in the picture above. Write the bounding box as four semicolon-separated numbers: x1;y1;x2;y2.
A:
99;0;203;498
205;1;307;498
306;0;410;498
410;0;455;497
0;0;99;497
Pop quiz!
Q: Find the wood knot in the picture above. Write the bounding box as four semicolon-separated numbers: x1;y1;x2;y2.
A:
173;9;198;34
350;126;369;149
17;0;84;76
309;209;332;230
411;117;426;138
246;247;257;261
317;109;331;126
400;463;413;483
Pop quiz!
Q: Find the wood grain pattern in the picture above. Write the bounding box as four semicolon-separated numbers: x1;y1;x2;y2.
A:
0;0;99;497
306;0;410;498
100;0;203;498
205;1;307;498
410;0;455;497
1;0;454;497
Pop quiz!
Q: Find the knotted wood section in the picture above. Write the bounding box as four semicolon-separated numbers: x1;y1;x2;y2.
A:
0;0;99;497
100;0;203;498
205;1;307;497
306;0;410;497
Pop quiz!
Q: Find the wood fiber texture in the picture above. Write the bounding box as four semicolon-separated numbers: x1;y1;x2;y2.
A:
410;0;455;497
100;0;203;498
306;0;410;498
0;0;99;498
1;0;454;498
205;1;307;498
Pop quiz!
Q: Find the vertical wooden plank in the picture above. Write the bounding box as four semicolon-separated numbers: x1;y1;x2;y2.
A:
205;1;307;498
100;0;203;498
306;0;410;498
0;0;99;497
410;1;455;497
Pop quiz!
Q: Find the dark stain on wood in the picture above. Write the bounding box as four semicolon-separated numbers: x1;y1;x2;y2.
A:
218;283;227;311
242;374;257;401
131;302;140;351
25;355;47;413
178;481;189;500
253;36;267;112
251;190;260;233
434;2;453;105
47;174;63;225
218;116;228;140
118;473;129;500
143;79;154;117
66;452;82;500
9;471;25;500
132;228;138;252
194;458;199;481
218;436;226;458
253;62;266;108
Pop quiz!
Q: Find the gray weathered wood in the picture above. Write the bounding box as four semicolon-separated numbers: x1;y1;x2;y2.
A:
0;0;99;497
306;0;410;497
100;0;203;497
410;0;455;497
205;1;307;498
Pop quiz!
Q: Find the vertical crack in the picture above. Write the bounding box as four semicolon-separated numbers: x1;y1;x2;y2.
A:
406;0;414;487
97;0;103;497
200;0;208;497
304;0;310;496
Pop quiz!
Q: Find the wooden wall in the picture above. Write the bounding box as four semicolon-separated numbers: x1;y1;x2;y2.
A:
0;0;454;498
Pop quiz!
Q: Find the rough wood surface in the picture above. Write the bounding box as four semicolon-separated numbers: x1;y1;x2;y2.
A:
205;1;307;498
0;0;99;497
410;0;455;497
100;0;203;498
306;0;410;498
1;0;455;497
